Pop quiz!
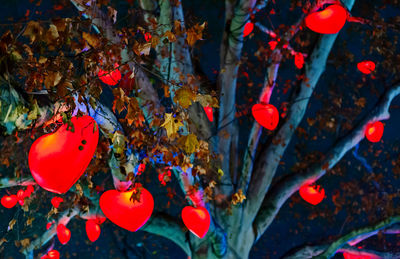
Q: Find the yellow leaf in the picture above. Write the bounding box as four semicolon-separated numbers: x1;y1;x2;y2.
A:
186;22;206;47
44;71;62;89
46;24;59;42
8;219;17;230
174;88;196;109
218;168;224;178
196;94;219;108
161;113;184;139
164;31;176;42
178;133;199;154
232;189;246;205
23;21;43;43
82;32;100;48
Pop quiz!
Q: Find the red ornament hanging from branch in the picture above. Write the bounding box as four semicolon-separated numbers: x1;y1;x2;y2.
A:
1;195;18;208
357;61;375;74
243;22;254;37
299;184;325;205
365;121;384;143
305;4;347;34
252;103;279;130
98;63;122;86
41;249;60;259
29;115;99;194
86;219;101;242
51;197;64;208
203;106;213;122
100;185;154;232
57;224;71;245
181;206;210;238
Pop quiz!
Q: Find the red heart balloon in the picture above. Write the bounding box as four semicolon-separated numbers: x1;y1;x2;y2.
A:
86;219;101;242
343;252;378;259
41;249;60;259
29;116;99;194
203;106;213;122
181;206;210;238
98;63;121;86
51;197;64;208
100;187;154;232
1;195;18;208
252;103;279;130
305;5;347;34
243;22;254;37
299;184;325;205
365;121;384;143
57;224;71;245
357;61;375;74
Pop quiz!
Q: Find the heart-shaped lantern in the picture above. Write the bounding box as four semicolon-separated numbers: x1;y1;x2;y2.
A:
29;115;99;194
41;250;60;259
181;206;210;238
100;186;154;232
365;121;384;143
203;106;213;122
252;103;279;130
1;195;18;208
357;61;375;74
305;5;347;34
51;197;64;208
343;252;378;259
98;63;121;86
243;22;254;37
299;184;325;205
86;219;101;242
57;224;71;245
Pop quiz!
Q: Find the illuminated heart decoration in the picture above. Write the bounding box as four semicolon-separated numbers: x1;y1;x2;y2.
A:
100;187;154;232
343;252;378;259
365;121;384;143
144;32;152;42
98;63;121;86
86;219;101;242
299;184;325;205
51;197;64;208
243;22;254;37
1;195;18;208
181;206;210;238
29;116;99;194
294;52;304;69
203;106;213;122
305;5;347;34
41;250;60;259
57;224;71;245
17;190;25;206
252;103;279;130
357;61;375;74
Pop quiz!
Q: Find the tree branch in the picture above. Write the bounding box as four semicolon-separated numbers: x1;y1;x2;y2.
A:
282;218;400;259
245;0;356;222
253;82;400;240
22;208;79;258
141;211;191;255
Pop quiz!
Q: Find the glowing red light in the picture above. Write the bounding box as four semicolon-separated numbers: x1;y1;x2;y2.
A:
98;63;122;86
86;219;101;242
357;61;375;74
252;103;279;130
181;206;210;238
17;190;25;205
305;5;347;34
294;53;304;69
144;32;152;42
24;185;34;198
29;116;99;194
299;184;325;205
100;186;154;232
343;252;377;259
365;121;384;143
1;195;18;208
51;197;64;208
203;106;213;122
41;249;60;259
268;41;278;50
243;22;254;37
56;224;71;245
